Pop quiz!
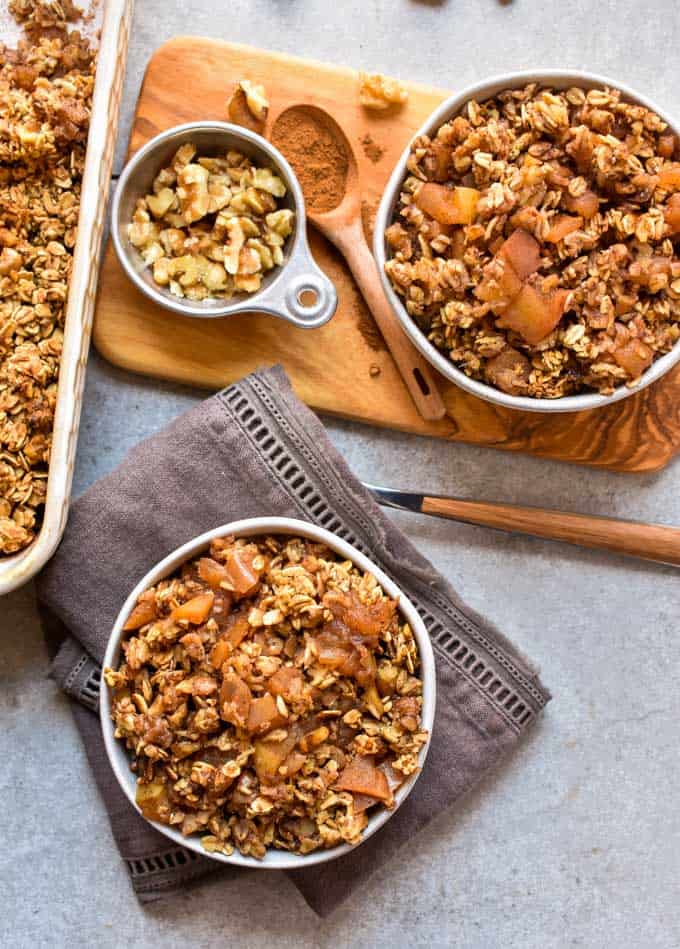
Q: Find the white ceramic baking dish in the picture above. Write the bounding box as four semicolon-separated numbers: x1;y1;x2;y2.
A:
101;517;436;870
0;0;134;596
374;70;680;414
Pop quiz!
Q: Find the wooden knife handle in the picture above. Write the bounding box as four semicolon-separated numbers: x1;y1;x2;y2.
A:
341;233;447;421
421;495;680;566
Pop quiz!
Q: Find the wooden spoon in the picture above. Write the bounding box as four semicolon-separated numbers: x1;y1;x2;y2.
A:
272;105;446;421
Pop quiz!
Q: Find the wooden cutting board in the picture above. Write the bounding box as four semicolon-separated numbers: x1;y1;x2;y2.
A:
93;37;680;473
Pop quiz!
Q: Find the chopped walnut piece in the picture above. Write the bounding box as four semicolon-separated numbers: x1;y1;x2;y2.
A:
239;80;269;121
226;80;269;132
105;534;427;860
128;145;293;301
358;72;408;111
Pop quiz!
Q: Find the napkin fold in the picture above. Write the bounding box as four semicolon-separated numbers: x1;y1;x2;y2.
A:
37;365;550;916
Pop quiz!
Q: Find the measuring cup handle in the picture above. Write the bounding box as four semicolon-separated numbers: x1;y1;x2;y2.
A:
252;227;337;329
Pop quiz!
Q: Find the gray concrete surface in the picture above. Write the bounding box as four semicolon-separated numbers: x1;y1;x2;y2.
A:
2;1;680;946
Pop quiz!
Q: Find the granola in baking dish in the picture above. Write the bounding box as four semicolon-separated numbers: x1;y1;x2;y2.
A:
385;83;680;398
128;144;294;300
104;534;428;859
0;1;95;554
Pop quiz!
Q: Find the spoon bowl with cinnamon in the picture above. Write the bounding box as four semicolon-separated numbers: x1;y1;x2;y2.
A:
272;105;446;421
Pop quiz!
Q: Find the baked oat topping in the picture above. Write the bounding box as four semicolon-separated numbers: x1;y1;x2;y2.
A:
0;1;95;555
129;144;294;300
384;83;680;398
359;71;408;111
104;534;427;859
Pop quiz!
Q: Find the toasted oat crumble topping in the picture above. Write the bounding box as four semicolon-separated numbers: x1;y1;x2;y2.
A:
0;1;95;555
385;83;680;398
105;535;427;859
128;144;294;300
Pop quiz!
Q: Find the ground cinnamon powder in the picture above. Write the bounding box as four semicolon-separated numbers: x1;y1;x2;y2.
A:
271;107;349;212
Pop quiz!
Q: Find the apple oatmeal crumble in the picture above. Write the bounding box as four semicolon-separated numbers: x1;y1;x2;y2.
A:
0;1;95;555
128;144;294;300
104;534;428;860
384;83;680;398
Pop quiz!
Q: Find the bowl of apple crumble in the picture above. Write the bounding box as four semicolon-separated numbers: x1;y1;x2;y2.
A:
375;71;680;412
101;517;435;869
111;122;337;329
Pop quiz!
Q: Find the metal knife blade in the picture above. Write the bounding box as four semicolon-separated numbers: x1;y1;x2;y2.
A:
363;483;425;514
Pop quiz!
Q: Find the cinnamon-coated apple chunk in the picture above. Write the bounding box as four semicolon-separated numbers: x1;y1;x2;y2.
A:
613;339;654;377
415;182;480;225
498;229;541;279
497;284;570;345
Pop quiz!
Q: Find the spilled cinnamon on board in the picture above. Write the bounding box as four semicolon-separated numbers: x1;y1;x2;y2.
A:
271;107;349;212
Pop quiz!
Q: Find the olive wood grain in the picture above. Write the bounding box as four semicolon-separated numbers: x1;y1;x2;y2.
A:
307;200;446;421
93;37;680;472
421;495;680;566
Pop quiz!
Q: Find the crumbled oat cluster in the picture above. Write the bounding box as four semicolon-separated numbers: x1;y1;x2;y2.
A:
128;144;294;301
105;534;427;860
359;72;408;111
0;1;95;555
385;84;680;398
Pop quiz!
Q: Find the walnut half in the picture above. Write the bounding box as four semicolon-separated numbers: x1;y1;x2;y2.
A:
227;80;270;132
358;72;409;111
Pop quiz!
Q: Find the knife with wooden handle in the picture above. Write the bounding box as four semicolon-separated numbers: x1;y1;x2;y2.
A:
364;483;680;567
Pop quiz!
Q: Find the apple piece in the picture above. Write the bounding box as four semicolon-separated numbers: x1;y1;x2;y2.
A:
123;597;157;631
545;162;572;188
449;186;480;224
498;229;541;279
475;258;523;310
628;256;671;287
485;347;532;395
246;692;285;735
545;214;582;243
253;731;297;782
414;183;480;226
225;546;264;597
497;285;570;345
225;611;251;648
136;780;170;823
210;638;230;670
659;131;676;159
614;294;636;317
351;793;377;814
335;755;392;804
563;189;599;219
658;163;680;190
197;557;230;589
171;592;214;624
219;672;252;728
509;206;541;232
268;666;304;702
664;193;680;234
612;339;654;377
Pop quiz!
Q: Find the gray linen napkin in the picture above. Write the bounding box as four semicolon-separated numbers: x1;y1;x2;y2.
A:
37;365;550;915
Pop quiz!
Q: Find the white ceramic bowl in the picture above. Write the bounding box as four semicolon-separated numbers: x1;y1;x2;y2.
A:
374;69;680;414
101;517;436;870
